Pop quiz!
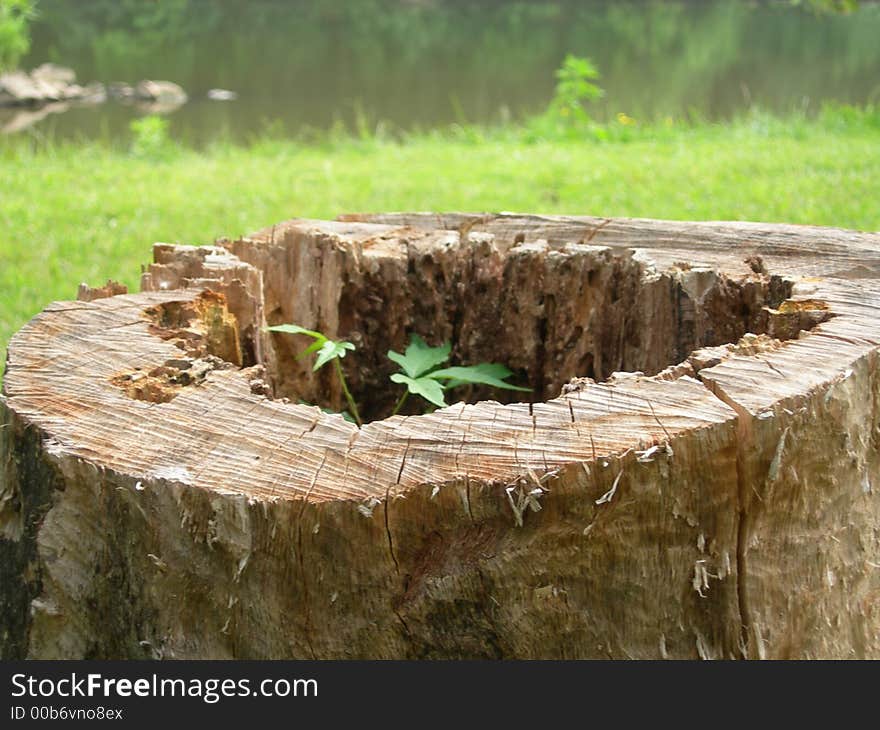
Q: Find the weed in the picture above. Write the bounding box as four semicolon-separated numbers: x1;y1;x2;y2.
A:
549;54;604;125
267;327;529;424
267;324;361;425
388;334;528;414
527;54;605;140
130;115;175;160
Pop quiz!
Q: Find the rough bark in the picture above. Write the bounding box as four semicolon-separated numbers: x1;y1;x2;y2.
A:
1;213;878;659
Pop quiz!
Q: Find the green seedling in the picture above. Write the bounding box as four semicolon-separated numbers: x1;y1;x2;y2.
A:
267;324;361;425
388;334;530;414
268;326;530;424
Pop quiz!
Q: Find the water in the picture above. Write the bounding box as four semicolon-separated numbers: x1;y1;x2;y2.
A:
9;0;880;144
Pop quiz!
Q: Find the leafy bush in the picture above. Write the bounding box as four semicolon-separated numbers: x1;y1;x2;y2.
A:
0;0;35;71
129;115;175;160
549;54;604;124
526;54;605;141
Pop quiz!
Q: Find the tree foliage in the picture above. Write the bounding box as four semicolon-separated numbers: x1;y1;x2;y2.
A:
25;0;880;128
0;0;35;71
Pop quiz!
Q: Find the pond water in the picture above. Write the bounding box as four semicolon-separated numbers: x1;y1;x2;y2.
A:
11;0;880;144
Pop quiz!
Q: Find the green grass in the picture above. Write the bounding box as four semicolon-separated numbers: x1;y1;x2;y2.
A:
1;106;879;369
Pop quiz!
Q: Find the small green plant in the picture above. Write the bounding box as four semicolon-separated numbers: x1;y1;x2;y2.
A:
267;326;529;424
388;334;528;414
267;324;361;425
0;0;35;72
548;54;604;126
526;54;605;141
130;115;174;160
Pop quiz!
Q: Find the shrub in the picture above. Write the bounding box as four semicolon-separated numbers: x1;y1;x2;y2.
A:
129;115;175;160
0;0;36;71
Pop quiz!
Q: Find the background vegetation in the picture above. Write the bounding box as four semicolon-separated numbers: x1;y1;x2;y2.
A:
20;0;880;137
0;0;35;71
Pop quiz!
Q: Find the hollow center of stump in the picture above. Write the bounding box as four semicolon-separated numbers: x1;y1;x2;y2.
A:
260;247;799;423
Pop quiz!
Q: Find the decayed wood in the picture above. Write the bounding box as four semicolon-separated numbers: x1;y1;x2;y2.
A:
77;279;128;302
1;213;879;659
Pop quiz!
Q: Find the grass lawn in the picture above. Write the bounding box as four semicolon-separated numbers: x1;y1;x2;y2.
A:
1;108;879;369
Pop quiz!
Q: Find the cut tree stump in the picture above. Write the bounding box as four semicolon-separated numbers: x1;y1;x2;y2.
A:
2;213;879;659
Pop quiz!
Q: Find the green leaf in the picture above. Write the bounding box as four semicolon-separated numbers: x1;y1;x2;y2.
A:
266;324;327;342
298;339;325;359
441;378;469;390
387;334;451;378
313;340;355;371
340;410;357;424
428;363;531;392
390;373;448;408
267;324;356;371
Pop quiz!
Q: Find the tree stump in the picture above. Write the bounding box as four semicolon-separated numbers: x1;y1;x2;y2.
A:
2;213;879;659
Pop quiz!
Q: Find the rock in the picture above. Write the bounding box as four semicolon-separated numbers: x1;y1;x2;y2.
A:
0;68;186;112
0;70;49;105
31;63;76;87
108;79;190;114
207;88;237;101
78;82;107;105
134;80;187;105
0;66;103;108
107;82;134;100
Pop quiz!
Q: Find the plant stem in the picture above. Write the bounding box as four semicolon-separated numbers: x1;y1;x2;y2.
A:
333;359;362;426
391;390;408;416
